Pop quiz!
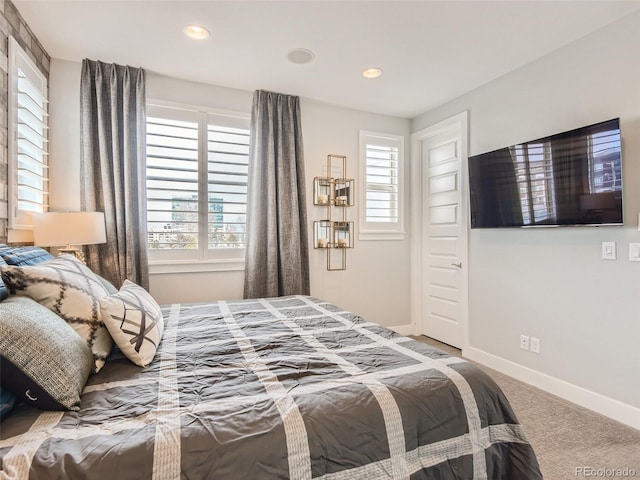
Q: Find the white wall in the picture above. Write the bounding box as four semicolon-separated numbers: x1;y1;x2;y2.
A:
412;12;640;414
48;59;81;212
49;59;411;328
302;99;411;327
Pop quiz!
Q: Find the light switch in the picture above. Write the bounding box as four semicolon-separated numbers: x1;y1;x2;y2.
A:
629;243;640;262
602;242;616;260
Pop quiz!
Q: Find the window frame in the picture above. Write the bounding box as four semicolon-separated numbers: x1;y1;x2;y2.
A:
146;100;250;273
8;36;49;231
358;130;405;241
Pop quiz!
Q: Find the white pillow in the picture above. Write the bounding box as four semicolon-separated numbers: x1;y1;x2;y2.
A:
0;254;112;373
99;280;164;367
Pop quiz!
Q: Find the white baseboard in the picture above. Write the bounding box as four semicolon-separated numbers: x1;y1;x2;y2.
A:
464;346;640;431
389;324;416;336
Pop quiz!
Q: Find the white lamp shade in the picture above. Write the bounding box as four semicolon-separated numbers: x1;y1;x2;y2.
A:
32;212;107;247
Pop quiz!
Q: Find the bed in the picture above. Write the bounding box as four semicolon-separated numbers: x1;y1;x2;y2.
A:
1;293;542;479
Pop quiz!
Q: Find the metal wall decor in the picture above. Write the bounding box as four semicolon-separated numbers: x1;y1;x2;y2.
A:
313;154;354;271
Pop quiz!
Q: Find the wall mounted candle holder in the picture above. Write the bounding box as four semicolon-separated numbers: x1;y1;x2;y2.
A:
313;154;354;271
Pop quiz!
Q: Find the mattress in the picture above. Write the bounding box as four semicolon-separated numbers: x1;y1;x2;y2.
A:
0;295;542;479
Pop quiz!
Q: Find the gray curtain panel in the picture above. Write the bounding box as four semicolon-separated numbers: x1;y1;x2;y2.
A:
243;90;310;298
80;59;149;290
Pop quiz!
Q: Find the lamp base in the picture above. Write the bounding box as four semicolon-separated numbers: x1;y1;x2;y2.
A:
58;246;85;264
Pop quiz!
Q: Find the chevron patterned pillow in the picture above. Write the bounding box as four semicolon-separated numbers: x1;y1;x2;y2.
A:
0;255;113;373
99;280;164;367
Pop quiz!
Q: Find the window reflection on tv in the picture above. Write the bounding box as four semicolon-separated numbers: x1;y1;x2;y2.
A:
469;118;623;228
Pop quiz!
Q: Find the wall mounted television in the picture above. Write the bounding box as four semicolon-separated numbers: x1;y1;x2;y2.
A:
469;118;623;228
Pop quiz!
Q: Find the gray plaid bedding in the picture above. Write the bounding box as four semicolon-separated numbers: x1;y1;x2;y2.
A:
0;296;542;479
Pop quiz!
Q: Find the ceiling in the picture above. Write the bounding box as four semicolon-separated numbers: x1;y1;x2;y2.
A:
14;1;640;118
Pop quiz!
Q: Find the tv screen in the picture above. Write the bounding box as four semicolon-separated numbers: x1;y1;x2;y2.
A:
469;118;623;228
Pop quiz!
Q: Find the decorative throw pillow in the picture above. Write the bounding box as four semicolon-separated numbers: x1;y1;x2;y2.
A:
0;245;54;302
0;296;93;410
0;254;113;373
100;280;164;367
0;245;55;266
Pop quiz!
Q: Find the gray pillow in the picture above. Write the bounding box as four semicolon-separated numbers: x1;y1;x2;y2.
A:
0;296;93;410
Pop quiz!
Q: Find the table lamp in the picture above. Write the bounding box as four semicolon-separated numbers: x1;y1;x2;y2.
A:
32;212;106;263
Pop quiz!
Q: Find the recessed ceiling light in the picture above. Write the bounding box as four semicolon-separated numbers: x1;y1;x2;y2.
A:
362;67;383;79
183;25;210;40
287;48;315;65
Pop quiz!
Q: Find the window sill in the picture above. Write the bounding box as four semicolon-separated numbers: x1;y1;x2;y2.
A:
358;231;406;241
149;258;245;275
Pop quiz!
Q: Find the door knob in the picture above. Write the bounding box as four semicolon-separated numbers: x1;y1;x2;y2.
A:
451;262;462;269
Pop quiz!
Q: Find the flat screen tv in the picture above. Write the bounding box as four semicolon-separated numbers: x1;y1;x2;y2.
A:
469;118;623;228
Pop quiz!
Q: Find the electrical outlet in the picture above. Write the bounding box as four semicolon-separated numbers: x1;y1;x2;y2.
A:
530;337;541;354
519;335;529;351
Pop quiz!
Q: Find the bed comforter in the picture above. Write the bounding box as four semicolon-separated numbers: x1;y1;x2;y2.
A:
0;295;542;479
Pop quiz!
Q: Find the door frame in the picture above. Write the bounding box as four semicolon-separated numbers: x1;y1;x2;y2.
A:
410;111;469;353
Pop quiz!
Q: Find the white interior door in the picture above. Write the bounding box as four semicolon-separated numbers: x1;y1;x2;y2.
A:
414;115;468;348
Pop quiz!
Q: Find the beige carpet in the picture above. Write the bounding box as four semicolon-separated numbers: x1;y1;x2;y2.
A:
411;335;640;480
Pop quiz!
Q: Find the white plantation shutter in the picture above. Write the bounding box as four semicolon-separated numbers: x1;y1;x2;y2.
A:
365;143;399;223
146;103;249;262
146;109;200;251
207;119;249;249
8;37;48;229
359;131;405;240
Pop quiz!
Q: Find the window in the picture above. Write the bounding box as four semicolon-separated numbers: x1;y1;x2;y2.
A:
358;131;405;240
146;102;249;265
8;37;48;230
